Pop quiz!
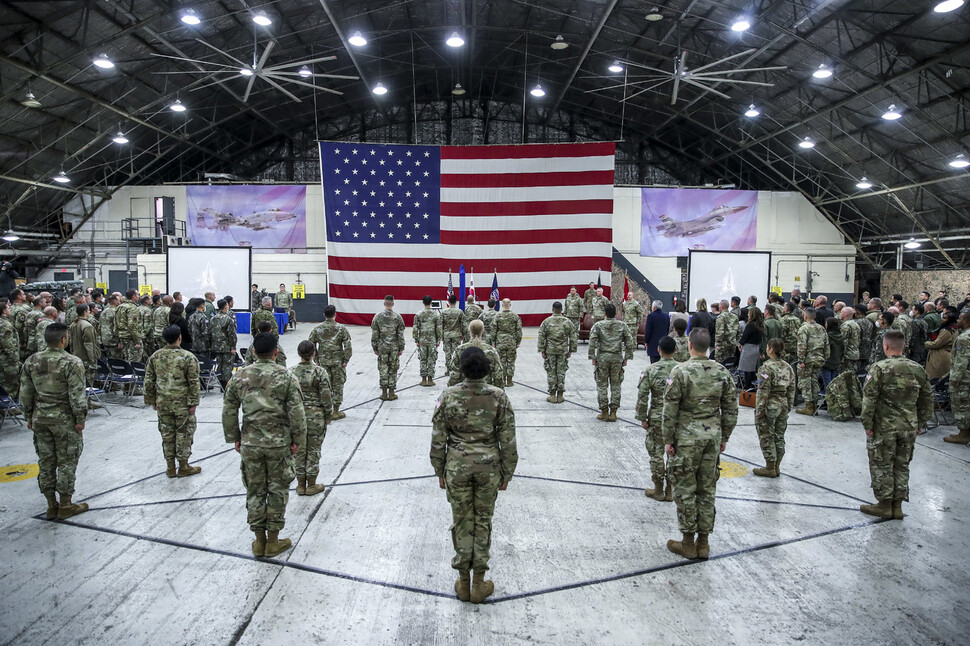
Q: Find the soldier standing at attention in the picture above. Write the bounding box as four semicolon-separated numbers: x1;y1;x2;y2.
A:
588;303;634;422
871;311;894;366
795;308;830;416
448;320;503;387
139;295;155;357
859;330;933;519
537;301;578;403
9;288;30;360
714;299;740;365
210;299;238;391
63;294;84;328
763;304;783;349
589;287;609;324
753;338;796;477
100;293;120;358
153;295;173;353
856;306;874;371
21;292;50;361
20;323;89;520
582;282;597;315
115;289;145;363
493;298;523;387
662;328;738;560
250;284;263;313
275;284;295;330
622;292;645;346
31;307;59;355
251;296;278;336
372;295;405;401
908;303;929;366
246;320;288;367
431;346;517;604
290;341;332;496
564;287;583;331
440;295;466;376
68;304;101;385
223;332;306;557
840;307;861;374
672;318;690;362
202;291;216;317
943;311;970;445
308;305;352;420
414;295;443;387
0;298;22;399
144;325;202;478
635;336;678;501
465;294;483;322
188;298;211;359
480;298;498;344
780;302;802;364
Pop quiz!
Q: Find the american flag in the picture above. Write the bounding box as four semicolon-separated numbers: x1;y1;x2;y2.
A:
321;142;615;326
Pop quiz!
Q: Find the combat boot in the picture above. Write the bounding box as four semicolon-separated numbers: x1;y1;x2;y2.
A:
944;429;970;444
608;406;618;422
546;392;557;403
860;499;893;519
57;494;89;519
667;532;698;559
454;571;471;602
420;376;428;387
427;377;436;386
664;478;673;502
644;477;665;501
252;530;266;557
165;458;177;478
596;407;609;421
387;388;398;401
795;403;815;416
304;475;325;496
44;492;59;520
892;500;905;520
470;570;494;604
296;477;307;496
177;460;201;477
506;376;514;387
263;530;292;557
775;454;784;476
753;461;777;478
556;390;564;404
696;533;710;560
332;405;346;420
380;387;388;401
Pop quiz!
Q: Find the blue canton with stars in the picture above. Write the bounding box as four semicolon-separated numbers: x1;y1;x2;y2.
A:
320;143;441;244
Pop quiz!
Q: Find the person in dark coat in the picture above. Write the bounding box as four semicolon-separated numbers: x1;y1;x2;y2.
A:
0;261;18;297
643;300;671;363
688;298;716;358
169;301;192;351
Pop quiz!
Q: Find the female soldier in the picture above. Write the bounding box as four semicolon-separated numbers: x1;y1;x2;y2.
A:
290;341;332;496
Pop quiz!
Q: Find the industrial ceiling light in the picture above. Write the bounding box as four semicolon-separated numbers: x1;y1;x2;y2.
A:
169;99;187;112
53;169;70;183
1;231;19;242
949;153;970;169
21;91;42;108
348;31;367;47
798;136;815;149
904;237;921;249
93;53;115;69
856;177;873;189
881;104;902;120
812;63;833;79
446;32;465;48
646;8;663;21
530;83;546;97
744;104;760;117
112;131;129;144
452;83;466;96
551;35;568;50
731;18;751;32
252;10;272;26
933;0;965;12
372;81;388;95
608;61;624;73
180;8;201;25
298;65;313;78
239;67;254;76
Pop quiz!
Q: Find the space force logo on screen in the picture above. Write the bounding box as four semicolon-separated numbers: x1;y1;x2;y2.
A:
640;188;757;257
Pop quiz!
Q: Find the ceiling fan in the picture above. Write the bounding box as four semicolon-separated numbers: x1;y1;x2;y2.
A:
588;48;786;105
153;37;359;102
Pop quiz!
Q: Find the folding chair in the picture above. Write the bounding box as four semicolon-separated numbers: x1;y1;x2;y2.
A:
235;347;246;367
198;357;221;396
85;377;111;416
130;361;148;407
0;385;24;428
95;358;113;390
928;376;952;430
106;358;138;405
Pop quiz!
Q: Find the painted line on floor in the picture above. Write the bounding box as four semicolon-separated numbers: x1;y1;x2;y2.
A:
713;495;860;512
722;452;871;504
915;440;970;465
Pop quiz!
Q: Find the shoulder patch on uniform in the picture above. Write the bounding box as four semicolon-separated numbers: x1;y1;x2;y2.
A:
865;373;872;382
760;372;768;379
434;395;442;409
666;376;674;385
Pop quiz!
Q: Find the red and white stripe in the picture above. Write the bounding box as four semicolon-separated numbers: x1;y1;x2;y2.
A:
326;142;615;326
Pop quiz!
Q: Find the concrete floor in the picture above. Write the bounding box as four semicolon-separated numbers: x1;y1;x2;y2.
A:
1;325;968;645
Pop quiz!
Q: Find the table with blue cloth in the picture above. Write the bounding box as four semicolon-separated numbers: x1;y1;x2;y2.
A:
235;311;289;335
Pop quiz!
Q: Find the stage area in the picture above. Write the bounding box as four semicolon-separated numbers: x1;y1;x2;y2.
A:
1;326;967;644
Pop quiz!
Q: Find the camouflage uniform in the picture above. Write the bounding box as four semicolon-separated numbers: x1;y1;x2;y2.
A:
950;328;970;435
861;356;932;502
780;312;802;363
492;310;523;383
223;358;307;532
635;358;678;486
825;370;862;421
245;344;288;367
188;311;211;357
152;305;171;350
662;357;738;534
308;320;353;413
714;311;740;364
796;321;829;404
275;290;294;327
0;314;22;398
250;306;287;366
114;299;144;363
622;299;644;347
431;378;517;573
537;312;578;395
209;311;237;385
139;304;155;356
907;317;929;365
673;335;690;362
64;304;78;328
11;302;31;359
413;308;443;379
144;347;201;462
99;305;119;358
289;362;332;479
250;289;264;312
583;287;597;314
22;307;45;358
589;294;609;324
448;340;503;387
32;318;56;355
68;318;100;381
371;309;406;390
20;347;87;497
441;306;466;372
465;302;483;322
857;316;874;370
480;308;497;344
564;293;583;331
871;327;888;366
755;358;796;464
588;318;634;410
841;318;861;374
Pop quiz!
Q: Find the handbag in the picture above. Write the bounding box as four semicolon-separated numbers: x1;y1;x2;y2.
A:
739;390;757;408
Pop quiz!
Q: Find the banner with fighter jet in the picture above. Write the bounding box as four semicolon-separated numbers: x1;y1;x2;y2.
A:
639;188;758;256
185;185;307;253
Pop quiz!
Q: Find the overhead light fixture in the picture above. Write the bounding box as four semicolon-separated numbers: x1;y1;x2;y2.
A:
856;177;873;189
298;65;313;78
881;104;902;120
530;83;546;97
21;91;42;109
744;104;760;117
551;35;568;50
452;83;466;96
446;32;465;48
731;18;751;32
798;137;815;149
112;131;129;144
53;169;70;183
646;8;663;21
608;61;624;73
180;8;201;25
239;67;254;76
252;10;272;26
1;231;19;242
169;99;186;112
812;63;833;79
933;0;965;12
372;81;388;95
904;237;921;249
348;31;367;47
93;54;115;69
949;153;970;169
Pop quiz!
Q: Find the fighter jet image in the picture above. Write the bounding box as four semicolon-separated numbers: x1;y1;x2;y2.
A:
653;204;748;238
195;207;296;232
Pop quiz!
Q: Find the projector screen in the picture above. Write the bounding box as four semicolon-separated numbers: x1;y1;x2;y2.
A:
166;246;252;304
687;250;771;310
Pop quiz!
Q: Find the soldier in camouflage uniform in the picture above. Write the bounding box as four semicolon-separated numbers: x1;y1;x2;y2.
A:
223;332;307;558
99;294;120;359
309;305;352;420
662;328;738;560
622;292;645;347
464;295;483;323
493;299;523;386
9;289;30;360
0;298;22;399
871;311;893;366
275;284;296;330
431;346;518;604
31;307;58;355
63;294;84;328
144;325;202;478
780;302;802;364
589;287;609;324
448;320;503;387
753;339;796;477
114;289;145;363
291;341;332;496
187;299;211;359
824;370;862;422
372;295;406;401
21;293;50;361
588;303;634;422
414;295;443;386
856;306;874;370
714;299;740;365
250;284;264;313
210;299;238;390
441;295;466;376
138;295;155;357
795;308;830;415
251;296;278;336
672;318;690;362
840;307;861;374
68;304;100;384
20;323;89;520
583;282;597;315
153;295;173;352
480;298;498;344
564;287;583;331
246;320;288;367
635;336;678;502
908;303;929;365
537;302;578;403
944;312;970;445
860;330;933;520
